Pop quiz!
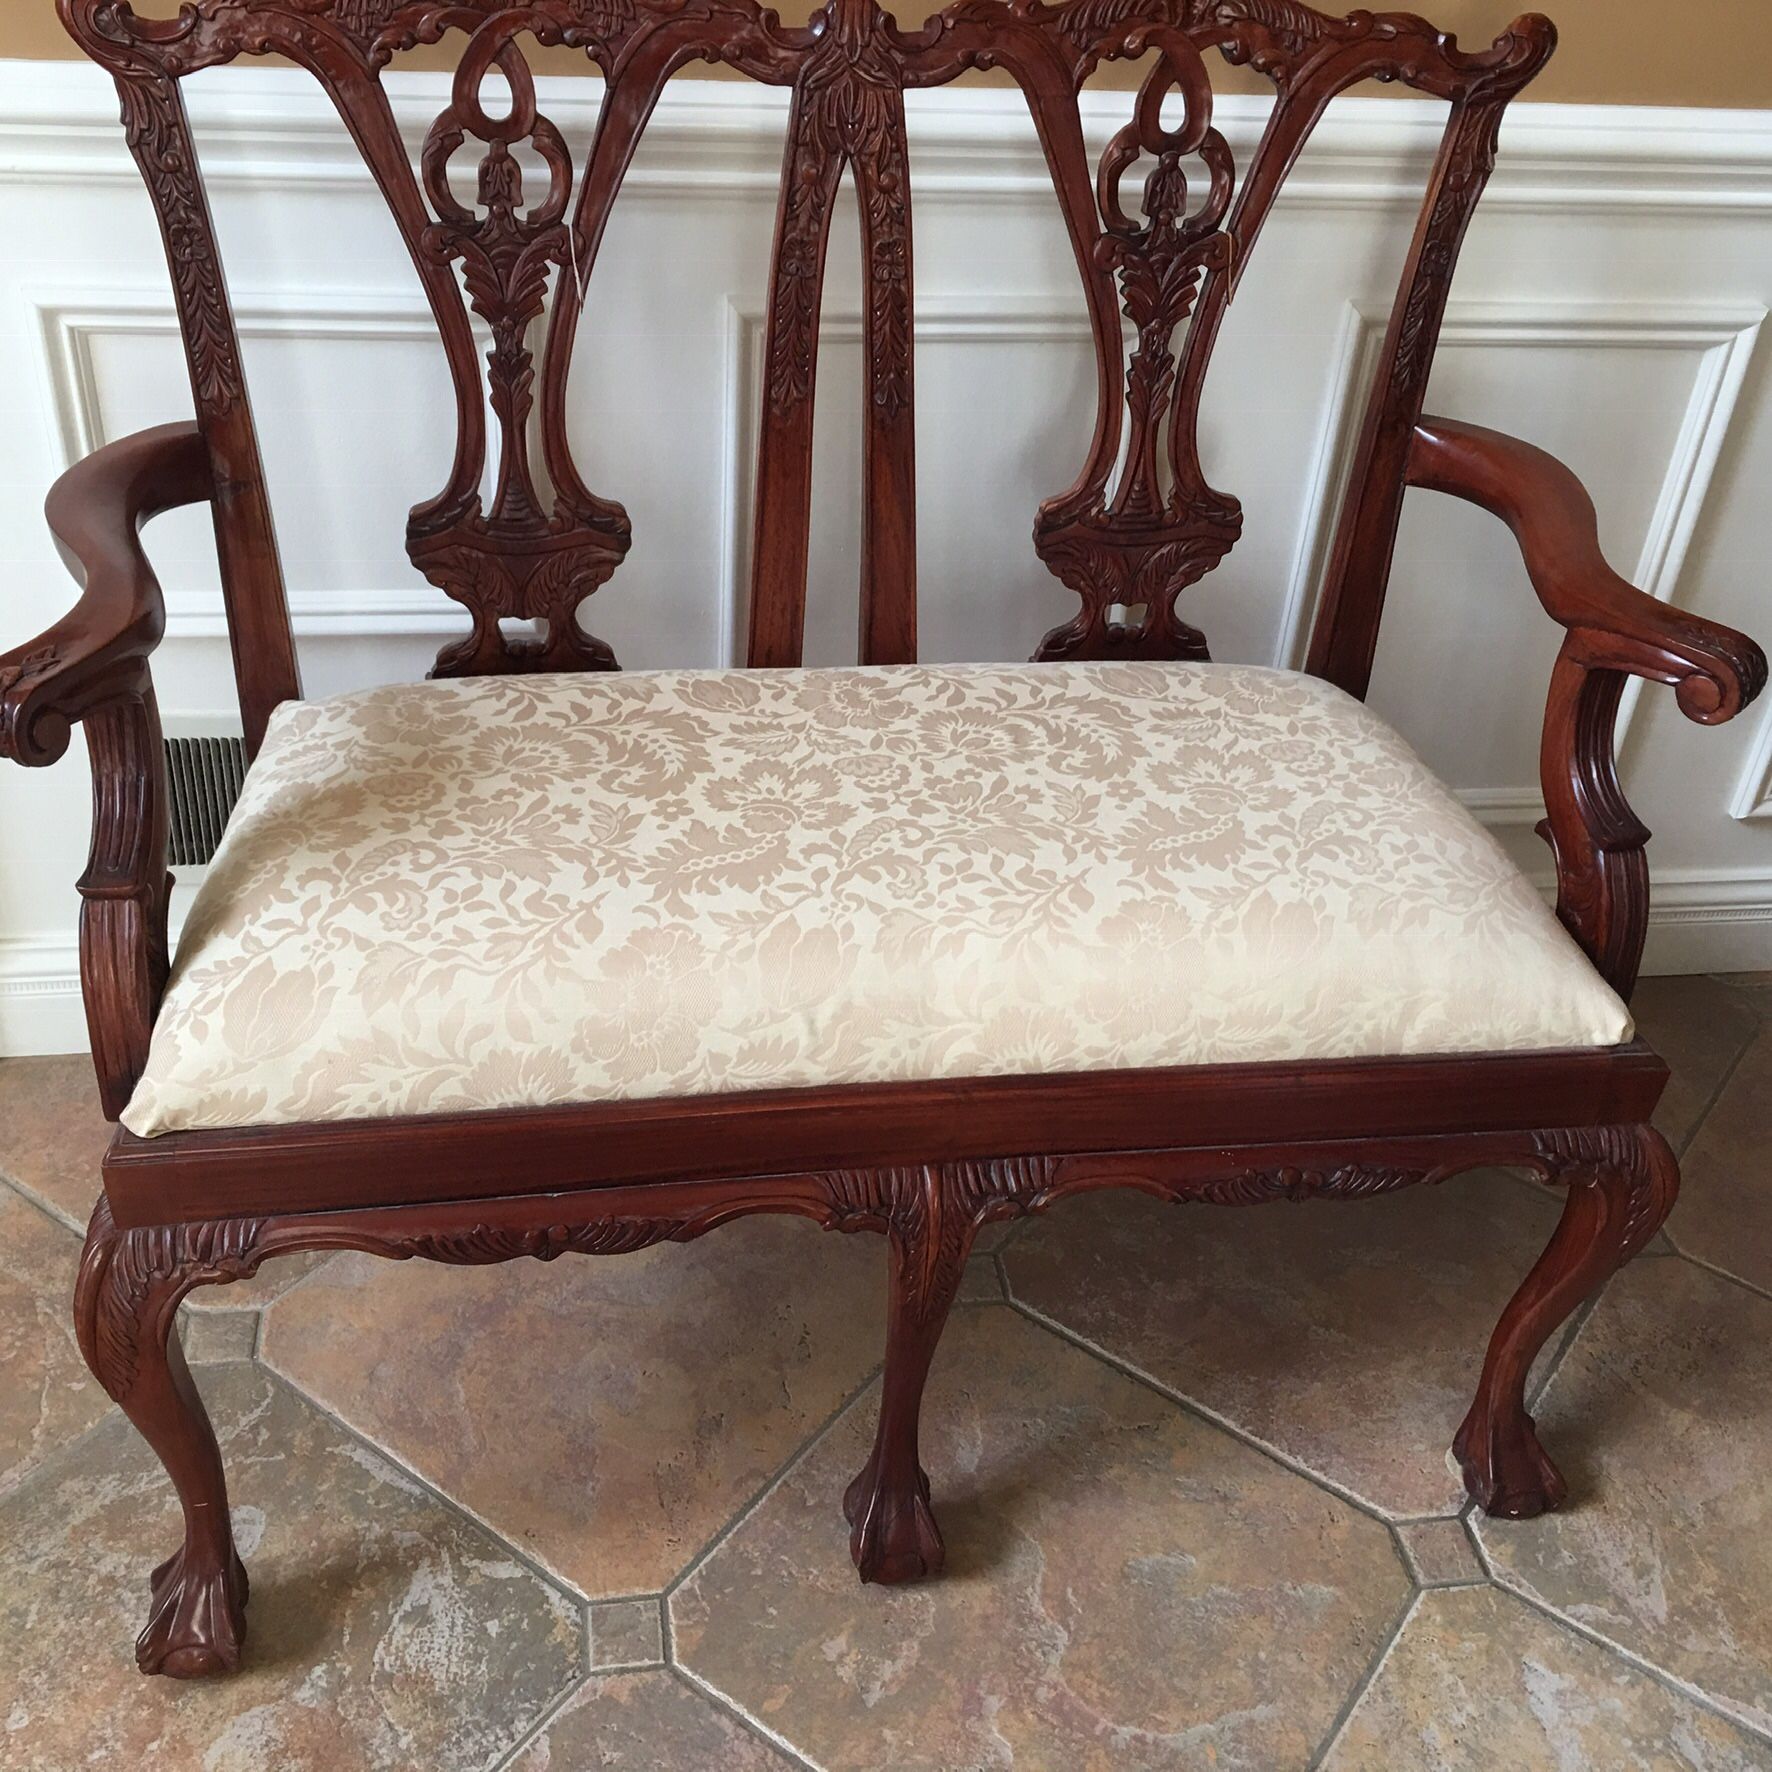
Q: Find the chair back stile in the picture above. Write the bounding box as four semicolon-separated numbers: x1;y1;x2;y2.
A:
59;0;1555;733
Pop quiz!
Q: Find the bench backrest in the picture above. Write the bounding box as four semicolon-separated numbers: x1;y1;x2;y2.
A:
59;0;1554;749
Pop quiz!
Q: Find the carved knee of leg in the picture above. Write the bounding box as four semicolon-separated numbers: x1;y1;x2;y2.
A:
74;1200;258;1677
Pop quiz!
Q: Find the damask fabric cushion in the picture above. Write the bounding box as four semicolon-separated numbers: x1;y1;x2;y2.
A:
121;662;1633;1137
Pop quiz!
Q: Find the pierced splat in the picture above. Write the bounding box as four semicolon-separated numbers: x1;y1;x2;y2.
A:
1033;29;1240;662
409;22;630;676
749;0;918;668
58;0;1558;699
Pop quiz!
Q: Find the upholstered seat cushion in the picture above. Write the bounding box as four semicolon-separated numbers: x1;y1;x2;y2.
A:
121;662;1633;1136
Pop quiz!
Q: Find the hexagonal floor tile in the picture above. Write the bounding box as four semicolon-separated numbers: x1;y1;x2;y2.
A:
0;1184;110;1499
0;1056;113;1231
1003;1171;1563;1517
0;1055;329;1310
1668;1024;1772;1291
1323;1585;1772;1770
511;1671;798;1770
0;1363;582;1771
1713;973;1772;999
262;1216;888;1597
672;1306;1409;1772
1477;1259;1772;1737
1629;975;1762;1153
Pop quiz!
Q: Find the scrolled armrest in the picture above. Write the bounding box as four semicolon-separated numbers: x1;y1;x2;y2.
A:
1406;413;1765;998
1;422;214;766
1407;414;1766;724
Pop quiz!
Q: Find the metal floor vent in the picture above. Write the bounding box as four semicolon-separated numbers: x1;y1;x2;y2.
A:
165;732;248;868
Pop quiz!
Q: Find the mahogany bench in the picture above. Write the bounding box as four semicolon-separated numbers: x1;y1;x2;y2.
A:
4;0;1764;1679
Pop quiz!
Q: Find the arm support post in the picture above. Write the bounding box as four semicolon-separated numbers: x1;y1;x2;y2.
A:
1405;414;1766;995
2;422;217;1115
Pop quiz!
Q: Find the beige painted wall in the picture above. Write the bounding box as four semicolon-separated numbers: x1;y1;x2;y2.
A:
4;2;1769;107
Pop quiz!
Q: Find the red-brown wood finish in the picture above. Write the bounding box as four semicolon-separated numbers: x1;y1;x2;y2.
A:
1407;415;1767;995
1;0;1764;1680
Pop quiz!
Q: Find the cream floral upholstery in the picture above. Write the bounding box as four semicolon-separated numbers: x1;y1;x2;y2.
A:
122;662;1633;1136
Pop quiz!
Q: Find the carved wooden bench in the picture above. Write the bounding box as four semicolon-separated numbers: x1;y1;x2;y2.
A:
5;0;1764;1679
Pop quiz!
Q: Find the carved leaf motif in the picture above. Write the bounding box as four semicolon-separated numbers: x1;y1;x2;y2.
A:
117;75;243;417
387;1219;685;1263
766;0;912;420
0;645;59;698
862;139;913;420
768;143;842;415
328;0;409;42
1389;97;1505;397
1188;1164;1429;1205
1208;0;1331;57
93;1215;270;1397
1530;1124;1669;1257
62;0;1553;692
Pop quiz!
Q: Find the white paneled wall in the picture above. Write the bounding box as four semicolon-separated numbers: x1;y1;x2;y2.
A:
2;62;1771;1053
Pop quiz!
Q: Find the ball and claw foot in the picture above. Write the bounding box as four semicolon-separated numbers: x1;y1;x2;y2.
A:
137;1542;250;1678
844;1454;945;1584
1453;1406;1569;1520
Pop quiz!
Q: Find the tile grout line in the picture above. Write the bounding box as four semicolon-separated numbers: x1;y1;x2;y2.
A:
1670;1016;1758;1162
652;1365;903;1772
245;1355;597;1615
1381;1518;1421;1585
1472;1550;1772;1752
249;1284;883;1772
1709;974;1772;1027
1661;1244;1772;1308
664;1361;885;1605
1524;1280;1609;1414
988;1247;1012;1302
1002;1291;1451;1530
19;1007;1768;1762
670;1661;827;1772
1306;1586;1422;1770
1509;1001;1760;1417
0;1166;88;1238
483;1624;596;1772
0;1398;123;1512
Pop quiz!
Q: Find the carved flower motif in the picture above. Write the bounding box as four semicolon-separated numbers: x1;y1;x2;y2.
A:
0;645;58;697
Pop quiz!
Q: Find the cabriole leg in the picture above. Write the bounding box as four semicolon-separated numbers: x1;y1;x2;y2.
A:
73;1199;256;1677
1455;1124;1678;1518
844;1172;976;1584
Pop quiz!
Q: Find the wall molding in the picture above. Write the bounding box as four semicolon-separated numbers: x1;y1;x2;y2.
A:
720;293;1098;667
1277;295;1764;829
31;284;471;638
3;61;1772;215
1731;705;1772;823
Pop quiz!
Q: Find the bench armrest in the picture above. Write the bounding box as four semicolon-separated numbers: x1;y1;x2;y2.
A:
1;423;213;766
2;422;215;1118
1408;415;1766;721
1406;414;1767;997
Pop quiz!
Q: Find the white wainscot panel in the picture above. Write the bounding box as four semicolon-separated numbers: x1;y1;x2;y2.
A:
1359;300;1763;834
3;65;1772;1057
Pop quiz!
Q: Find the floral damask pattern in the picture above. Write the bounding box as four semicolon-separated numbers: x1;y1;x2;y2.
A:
123;663;1632;1135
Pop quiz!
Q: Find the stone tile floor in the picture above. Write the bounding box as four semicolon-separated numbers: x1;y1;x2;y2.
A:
0;972;1768;1770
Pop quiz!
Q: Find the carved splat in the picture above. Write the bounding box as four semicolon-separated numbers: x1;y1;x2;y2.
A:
59;0;1557;692
407;20;631;675
749;0;919;667
1033;28;1239;662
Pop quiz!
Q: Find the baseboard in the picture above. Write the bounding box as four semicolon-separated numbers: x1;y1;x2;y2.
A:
1636;868;1772;977
6;873;1766;1059
0;936;83;1057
